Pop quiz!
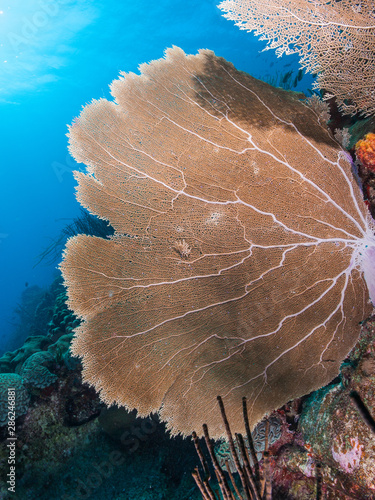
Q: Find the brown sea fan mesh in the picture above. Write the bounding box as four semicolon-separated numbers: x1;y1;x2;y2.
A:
219;0;375;116
61;47;373;438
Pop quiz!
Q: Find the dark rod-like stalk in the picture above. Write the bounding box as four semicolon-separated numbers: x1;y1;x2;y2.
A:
242;397;260;486
217;396;251;500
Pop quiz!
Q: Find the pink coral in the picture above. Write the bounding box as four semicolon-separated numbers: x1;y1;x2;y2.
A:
331;436;364;473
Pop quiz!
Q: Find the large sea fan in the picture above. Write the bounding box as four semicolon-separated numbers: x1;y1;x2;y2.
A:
61;48;375;438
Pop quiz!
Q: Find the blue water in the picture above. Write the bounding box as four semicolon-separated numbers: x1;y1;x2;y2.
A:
0;0;312;353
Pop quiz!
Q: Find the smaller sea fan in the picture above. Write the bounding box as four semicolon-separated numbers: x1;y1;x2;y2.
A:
334;128;351;150
218;0;375;116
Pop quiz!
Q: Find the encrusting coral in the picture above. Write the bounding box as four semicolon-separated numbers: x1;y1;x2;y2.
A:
0;373;30;426
0;287;82;426
60;47;375;439
20;351;58;389
299;316;375;498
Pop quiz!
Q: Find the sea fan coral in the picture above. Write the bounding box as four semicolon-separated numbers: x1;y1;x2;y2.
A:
218;0;375;116
61;48;375;438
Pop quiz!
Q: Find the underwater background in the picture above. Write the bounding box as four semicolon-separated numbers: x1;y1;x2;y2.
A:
3;1;375;500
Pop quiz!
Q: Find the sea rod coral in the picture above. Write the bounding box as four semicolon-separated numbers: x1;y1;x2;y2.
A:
60;47;375;439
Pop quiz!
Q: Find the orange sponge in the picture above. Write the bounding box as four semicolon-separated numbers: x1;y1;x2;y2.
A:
356;133;375;172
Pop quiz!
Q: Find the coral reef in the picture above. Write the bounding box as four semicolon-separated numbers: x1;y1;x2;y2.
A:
296;316;375;498
0;336;49;374
20;351;58;389
0;369;200;500
0;283;81;429
190;317;375;499
215;414;283;471
0;283;200;499
0;268;374;498
0;276;78;368
0;373;30;426
47;286;81;342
